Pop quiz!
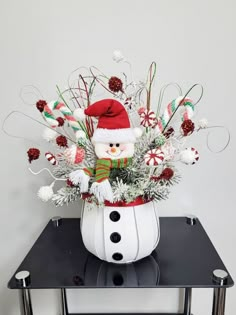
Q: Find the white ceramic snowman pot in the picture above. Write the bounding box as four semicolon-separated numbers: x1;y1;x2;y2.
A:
71;99;160;263
81;199;160;264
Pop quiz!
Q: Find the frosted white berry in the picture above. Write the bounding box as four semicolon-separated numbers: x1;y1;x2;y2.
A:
42;128;57;142
198;118;208;129
73;108;86;121
37;182;54;202
112;50;125;63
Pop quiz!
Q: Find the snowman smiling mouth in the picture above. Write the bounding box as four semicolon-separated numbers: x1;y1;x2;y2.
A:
107;144;124;157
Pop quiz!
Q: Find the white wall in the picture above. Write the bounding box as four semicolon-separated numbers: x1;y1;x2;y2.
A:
1;0;235;314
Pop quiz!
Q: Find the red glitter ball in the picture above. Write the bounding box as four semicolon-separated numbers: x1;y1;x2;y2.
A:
181;119;195;136
56;117;65;127
56;135;68;147
160;168;174;180
108;76;123;93
27;148;40;163
164;127;175;139
36;100;47;112
66;179;74;187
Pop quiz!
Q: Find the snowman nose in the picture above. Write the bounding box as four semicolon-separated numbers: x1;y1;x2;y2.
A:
111;147;116;153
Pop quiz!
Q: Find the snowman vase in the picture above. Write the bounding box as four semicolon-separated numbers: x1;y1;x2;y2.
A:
81;198;160;264
69;99;160;263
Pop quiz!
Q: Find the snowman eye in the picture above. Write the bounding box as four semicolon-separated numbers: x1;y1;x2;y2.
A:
109;144;113;147
116;144;120;147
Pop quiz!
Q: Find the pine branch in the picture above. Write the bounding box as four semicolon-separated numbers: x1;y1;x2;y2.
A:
52;186;81;207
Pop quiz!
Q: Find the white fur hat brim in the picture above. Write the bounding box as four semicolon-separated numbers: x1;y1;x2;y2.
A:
92;128;137;143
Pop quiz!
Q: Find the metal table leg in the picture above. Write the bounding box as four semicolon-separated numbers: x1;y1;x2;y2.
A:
60;288;68;315
212;269;228;315
212;287;226;315
18;289;33;315
15;271;33;315
184;288;192;315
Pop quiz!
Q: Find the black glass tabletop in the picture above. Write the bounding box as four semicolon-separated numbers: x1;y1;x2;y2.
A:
8;217;234;289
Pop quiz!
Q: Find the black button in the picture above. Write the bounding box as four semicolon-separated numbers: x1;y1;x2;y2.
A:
112;252;123;261
109;211;120;222
113;273;124;286
110;232;121;243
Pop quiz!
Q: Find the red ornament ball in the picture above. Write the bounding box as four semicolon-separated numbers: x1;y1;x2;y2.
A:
160;167;174;180
36;100;47;112
181;119;195;136
56;117;65;127
164;127;175;139
56;135;68;147
27;148;40;163
108;76;123;93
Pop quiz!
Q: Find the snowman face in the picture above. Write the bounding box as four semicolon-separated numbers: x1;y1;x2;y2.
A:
94;142;134;160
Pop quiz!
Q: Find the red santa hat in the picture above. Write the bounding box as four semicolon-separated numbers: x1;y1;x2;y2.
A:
84;99;142;143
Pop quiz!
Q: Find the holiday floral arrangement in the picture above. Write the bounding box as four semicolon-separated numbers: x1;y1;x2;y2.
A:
13;51;220;207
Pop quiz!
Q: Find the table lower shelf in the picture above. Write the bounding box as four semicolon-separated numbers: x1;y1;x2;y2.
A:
70;313;185;315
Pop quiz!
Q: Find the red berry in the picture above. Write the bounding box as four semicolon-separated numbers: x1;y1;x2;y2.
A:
56;135;68;147
160;168;174;180
108;76;123;93
36;100;47;112
56;117;65;127
27;148;40;163
181;119;195;136
66;179;74;187
164;127;175;139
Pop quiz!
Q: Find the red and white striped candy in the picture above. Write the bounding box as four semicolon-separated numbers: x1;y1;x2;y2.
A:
140;109;156;127
144;149;165;166
64;145;85;165
45;152;58;166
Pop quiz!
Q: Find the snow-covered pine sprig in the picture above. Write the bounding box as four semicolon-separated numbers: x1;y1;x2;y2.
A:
52;186;81;207
52;160;77;178
143;179;169;202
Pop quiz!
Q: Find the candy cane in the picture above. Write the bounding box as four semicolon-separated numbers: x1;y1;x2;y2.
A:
45;152;58;166
155;96;194;133
43;101;81;132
